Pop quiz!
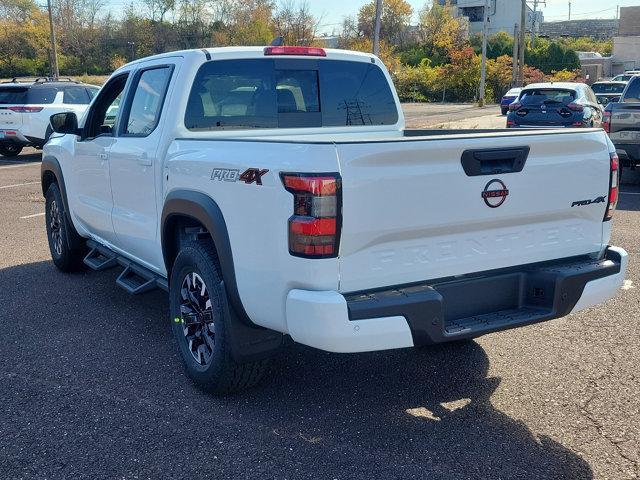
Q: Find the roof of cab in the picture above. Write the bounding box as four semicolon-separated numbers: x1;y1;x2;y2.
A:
115;46;378;73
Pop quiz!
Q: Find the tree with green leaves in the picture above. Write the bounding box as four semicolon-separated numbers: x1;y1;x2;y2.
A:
357;0;413;47
416;0;467;65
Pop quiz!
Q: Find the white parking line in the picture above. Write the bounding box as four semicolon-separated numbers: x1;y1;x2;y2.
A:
0;181;39;190
20;212;45;219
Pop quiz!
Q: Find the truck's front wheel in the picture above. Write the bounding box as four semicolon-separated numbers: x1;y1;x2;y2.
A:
169;240;268;394
45;183;86;271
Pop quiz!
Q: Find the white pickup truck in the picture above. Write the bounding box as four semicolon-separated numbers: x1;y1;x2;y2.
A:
42;46;627;394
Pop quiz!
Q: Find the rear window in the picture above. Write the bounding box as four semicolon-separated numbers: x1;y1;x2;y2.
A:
184;59;398;131
592;83;626;94
0;87;28;104
623;78;640;102
0;86;58;104
520;89;575;105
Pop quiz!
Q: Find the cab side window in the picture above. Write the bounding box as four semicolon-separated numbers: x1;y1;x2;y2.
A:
84;74;128;138
122;66;172;136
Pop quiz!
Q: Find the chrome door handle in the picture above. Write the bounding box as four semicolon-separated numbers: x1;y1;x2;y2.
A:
99;153;108;160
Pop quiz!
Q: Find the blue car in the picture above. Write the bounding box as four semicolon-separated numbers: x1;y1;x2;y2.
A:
506;83;603;129
500;87;521;115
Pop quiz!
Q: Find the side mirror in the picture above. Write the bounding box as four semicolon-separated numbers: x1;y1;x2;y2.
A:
597;97;608;105
50;112;79;135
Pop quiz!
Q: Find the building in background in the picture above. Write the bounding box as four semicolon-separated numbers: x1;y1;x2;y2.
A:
438;0;541;36
618;6;640;36
612;6;640;74
577;52;612;82
569;7;640;81
540;19;619;40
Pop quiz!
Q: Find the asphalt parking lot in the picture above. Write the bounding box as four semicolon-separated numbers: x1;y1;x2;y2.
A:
0;143;639;479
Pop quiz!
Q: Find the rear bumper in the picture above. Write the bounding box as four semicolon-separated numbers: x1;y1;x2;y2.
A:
0;129;30;145
285;247;627;353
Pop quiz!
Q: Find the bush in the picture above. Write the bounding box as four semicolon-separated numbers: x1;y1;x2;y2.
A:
547;69;584;83
393;64;441;102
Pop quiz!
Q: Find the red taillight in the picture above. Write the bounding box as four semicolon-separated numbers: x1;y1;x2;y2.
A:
506;120;515;127
572;121;584;127
509;102;521;112
264;46;326;57
567;102;584;112
603;111;611;134
282;173;341;258
605;152;619;221
8;106;43;113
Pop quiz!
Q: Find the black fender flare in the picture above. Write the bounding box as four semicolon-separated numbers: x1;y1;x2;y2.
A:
41;155;68;210
161;190;282;361
41;155;83;250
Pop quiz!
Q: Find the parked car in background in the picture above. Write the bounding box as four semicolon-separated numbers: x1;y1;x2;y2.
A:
0;77;99;157
500;87;521;115
612;74;637;82
591;81;628;106
604;75;640;177
507;83;603;129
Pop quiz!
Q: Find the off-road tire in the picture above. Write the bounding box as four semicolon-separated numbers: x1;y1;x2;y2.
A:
45;183;86;271
169;239;269;395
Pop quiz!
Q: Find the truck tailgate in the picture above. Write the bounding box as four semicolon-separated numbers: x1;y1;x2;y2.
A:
336;130;611;293
609;103;640;144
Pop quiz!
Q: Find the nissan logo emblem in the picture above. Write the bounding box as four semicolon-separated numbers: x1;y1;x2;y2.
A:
482;179;509;208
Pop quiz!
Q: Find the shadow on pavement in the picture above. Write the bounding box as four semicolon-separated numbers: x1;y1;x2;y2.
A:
0;149;42;164
0;260;593;479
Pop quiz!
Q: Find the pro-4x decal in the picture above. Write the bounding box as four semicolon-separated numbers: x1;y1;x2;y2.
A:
211;168;269;185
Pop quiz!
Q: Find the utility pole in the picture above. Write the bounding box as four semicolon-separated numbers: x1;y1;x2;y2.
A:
373;0;383;56
517;0;526;87
529;0;545;48
568;1;571;21
512;23;519;86
46;0;59;80
479;0;489;106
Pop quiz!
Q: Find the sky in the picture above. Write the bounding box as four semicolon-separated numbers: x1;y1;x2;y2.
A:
310;0;640;34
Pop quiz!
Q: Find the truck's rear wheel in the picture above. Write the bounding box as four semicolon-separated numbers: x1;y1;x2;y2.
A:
0;144;23;157
169;240;268;394
45;183;86;271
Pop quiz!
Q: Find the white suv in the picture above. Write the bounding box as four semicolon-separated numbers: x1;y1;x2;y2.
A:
0;77;99;157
